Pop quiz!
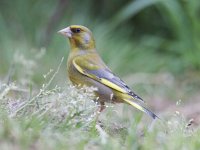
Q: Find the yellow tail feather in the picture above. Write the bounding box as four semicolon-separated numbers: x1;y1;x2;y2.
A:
123;99;158;119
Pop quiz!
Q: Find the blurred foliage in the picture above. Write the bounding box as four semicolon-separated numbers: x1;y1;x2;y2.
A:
0;0;200;77
0;1;200;149
0;54;199;150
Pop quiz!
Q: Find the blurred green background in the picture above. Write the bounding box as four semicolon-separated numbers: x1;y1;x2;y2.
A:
1;1;200;149
0;0;200;97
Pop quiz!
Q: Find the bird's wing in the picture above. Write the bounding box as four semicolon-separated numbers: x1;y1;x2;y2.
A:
73;55;144;103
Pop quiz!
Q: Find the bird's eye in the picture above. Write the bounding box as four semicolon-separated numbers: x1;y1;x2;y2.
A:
71;28;81;33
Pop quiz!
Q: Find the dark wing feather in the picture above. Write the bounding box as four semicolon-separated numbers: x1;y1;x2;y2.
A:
88;69;144;102
73;56;144;103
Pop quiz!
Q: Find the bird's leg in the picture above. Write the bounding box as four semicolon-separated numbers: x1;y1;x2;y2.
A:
95;102;109;141
99;102;106;113
95;102;105;124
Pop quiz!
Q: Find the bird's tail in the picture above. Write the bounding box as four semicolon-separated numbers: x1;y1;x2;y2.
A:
123;98;159;119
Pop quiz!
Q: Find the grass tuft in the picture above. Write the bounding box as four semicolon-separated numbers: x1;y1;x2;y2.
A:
0;51;199;150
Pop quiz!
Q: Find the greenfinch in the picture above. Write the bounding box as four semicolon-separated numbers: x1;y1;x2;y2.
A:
58;25;158;119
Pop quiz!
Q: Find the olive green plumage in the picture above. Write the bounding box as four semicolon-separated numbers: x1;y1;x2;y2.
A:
58;25;158;119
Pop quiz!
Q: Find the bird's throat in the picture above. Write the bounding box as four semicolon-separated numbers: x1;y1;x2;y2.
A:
68;38;95;51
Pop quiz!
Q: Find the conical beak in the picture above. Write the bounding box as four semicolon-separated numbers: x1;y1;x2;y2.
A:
58;27;72;38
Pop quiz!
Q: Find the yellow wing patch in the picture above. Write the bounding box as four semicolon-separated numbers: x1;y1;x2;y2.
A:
73;59;86;75
100;78;127;93
73;59;128;93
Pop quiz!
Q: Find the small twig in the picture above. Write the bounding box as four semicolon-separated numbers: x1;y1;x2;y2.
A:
10;57;64;117
5;61;15;85
44;57;64;90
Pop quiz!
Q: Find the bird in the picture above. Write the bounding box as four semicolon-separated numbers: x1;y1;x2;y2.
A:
58;25;158;119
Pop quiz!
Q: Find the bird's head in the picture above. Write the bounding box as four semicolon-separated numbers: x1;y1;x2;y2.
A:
58;25;95;50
